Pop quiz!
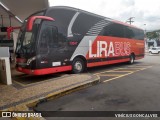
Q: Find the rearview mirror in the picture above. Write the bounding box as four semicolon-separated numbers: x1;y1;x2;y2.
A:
27;16;54;31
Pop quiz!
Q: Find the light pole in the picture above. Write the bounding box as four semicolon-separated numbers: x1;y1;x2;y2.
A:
126;17;135;25
143;24;147;49
144;24;146;33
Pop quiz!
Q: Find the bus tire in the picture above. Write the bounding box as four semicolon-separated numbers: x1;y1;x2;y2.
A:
129;54;135;64
72;58;85;74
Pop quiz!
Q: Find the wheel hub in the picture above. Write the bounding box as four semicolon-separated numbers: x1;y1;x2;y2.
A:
75;61;82;71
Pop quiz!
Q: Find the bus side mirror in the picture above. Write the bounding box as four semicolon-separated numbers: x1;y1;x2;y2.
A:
27;16;54;31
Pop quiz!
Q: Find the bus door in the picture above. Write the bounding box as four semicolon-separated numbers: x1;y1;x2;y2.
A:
38;21;69;69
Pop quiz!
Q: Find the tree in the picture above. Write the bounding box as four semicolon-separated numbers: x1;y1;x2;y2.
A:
146;30;160;47
146;31;159;40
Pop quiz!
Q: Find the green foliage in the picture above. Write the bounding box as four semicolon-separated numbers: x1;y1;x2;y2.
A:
146;30;160;40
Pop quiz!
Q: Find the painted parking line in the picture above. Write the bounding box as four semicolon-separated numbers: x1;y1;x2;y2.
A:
13;80;27;87
13;74;69;87
103;72;134;82
104;66;152;83
94;68;130;75
124;66;152;68
109;70;137;72
94;65;152;83
99;74;125;76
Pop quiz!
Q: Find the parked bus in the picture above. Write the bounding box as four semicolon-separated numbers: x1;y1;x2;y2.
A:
15;6;145;75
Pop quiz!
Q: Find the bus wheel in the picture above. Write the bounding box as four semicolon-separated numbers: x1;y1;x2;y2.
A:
129;54;135;64
72;58;85;74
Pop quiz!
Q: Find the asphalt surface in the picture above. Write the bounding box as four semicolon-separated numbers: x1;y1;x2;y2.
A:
34;54;160;120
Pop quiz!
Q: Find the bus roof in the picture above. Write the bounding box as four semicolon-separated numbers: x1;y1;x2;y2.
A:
47;6;143;30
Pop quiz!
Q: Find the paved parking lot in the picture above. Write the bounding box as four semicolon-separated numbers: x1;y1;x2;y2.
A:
33;54;160;120
1;54;160;120
95;64;152;83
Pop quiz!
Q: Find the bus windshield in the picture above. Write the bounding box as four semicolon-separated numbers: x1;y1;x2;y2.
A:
16;11;46;55
16;20;40;55
23;32;32;47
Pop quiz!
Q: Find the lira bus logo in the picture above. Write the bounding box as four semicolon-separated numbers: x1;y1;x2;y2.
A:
89;40;131;58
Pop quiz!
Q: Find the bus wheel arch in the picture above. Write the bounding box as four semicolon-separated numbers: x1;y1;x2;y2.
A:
129;53;135;64
72;56;87;74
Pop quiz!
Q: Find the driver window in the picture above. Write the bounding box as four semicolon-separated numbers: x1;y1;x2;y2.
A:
49;26;58;47
40;29;48;48
40;25;58;48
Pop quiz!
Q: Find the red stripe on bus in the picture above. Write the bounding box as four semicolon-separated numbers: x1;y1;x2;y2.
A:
87;58;130;67
16;66;72;75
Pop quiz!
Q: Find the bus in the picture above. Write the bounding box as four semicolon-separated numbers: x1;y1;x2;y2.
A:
15;6;145;75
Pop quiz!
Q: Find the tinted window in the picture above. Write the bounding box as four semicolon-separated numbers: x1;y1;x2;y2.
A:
48;26;58;47
101;23;144;40
102;23;125;38
46;9;76;37
135;29;144;40
72;13;101;36
125;27;135;39
152;48;157;50
125;27;144;40
39;24;58;49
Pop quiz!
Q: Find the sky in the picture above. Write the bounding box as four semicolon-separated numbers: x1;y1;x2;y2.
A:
49;0;160;31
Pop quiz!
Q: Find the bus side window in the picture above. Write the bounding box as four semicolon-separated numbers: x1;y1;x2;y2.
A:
39;26;57;52
134;29;144;40
102;23;125;38
40;25;58;48
58;33;67;47
40;28;48;48
49;26;58;48
125;27;135;39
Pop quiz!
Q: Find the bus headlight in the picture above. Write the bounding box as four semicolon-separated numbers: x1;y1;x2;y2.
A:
27;56;36;65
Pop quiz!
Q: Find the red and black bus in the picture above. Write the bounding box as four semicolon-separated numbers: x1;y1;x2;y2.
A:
15;6;145;75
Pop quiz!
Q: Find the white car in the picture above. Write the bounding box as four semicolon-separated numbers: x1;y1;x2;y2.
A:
149;47;160;54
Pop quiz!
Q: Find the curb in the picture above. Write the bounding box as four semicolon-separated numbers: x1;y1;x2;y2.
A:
1;74;100;120
28;74;100;108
